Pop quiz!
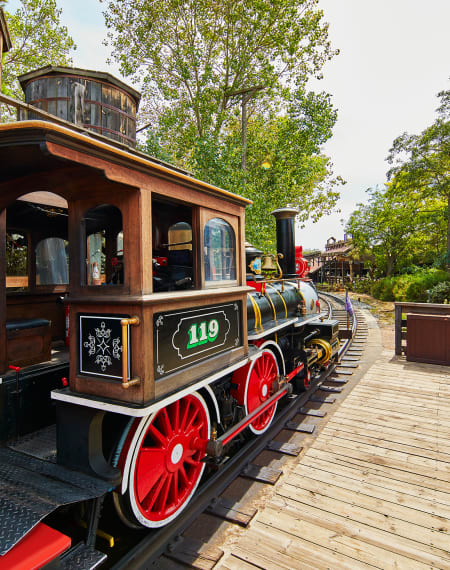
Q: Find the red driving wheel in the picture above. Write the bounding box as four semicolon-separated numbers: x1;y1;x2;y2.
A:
115;393;210;528
232;349;279;434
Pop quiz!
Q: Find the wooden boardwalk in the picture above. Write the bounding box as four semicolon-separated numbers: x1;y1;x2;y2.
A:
219;352;450;569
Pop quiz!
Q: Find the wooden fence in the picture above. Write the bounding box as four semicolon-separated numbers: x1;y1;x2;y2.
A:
394;302;450;356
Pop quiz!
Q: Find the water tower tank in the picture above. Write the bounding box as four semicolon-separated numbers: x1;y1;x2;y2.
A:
18;66;141;147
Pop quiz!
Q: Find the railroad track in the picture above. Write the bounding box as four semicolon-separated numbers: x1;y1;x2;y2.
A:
105;294;368;569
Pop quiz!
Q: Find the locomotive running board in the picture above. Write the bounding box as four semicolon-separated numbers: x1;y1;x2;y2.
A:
51;348;260;418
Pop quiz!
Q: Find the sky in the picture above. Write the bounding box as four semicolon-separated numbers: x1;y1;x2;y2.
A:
6;0;450;250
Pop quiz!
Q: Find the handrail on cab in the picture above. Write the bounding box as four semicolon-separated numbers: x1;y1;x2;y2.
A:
120;317;140;388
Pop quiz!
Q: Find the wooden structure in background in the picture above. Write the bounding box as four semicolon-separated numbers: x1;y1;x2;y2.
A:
305;236;365;284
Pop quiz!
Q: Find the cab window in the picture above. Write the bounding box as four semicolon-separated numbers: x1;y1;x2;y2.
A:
204;218;236;285
6;232;28;290
36;237;69;285
83;204;124;286
152;198;193;292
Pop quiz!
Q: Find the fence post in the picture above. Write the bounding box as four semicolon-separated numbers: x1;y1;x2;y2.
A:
394;303;403;356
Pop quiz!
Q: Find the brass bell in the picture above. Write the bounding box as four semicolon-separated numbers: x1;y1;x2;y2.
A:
261;254;276;271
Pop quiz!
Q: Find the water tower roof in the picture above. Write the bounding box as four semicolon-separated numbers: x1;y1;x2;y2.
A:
18;65;141;105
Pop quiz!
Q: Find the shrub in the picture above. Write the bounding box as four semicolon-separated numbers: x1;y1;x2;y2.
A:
428;281;450;303
352;277;374;295
369;269;449;302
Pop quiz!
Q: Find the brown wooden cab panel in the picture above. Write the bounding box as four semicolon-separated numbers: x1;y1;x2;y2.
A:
70;289;248;405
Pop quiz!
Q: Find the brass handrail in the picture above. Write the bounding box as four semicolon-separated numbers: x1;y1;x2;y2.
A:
120;316;140;388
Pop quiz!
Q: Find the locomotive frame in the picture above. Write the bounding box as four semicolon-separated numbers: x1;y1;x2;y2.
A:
0;93;339;567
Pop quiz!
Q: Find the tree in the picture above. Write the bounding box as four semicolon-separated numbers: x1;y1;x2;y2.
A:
387;89;450;269
346;182;446;277
233;88;343;248
140;87;343;250
102;0;337;154
105;0;342;248
1;0;75;102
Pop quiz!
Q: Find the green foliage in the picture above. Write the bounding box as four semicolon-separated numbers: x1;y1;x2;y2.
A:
103;0;337;146
428;281;450;303
346;184;428;277
144;88;343;250
387;89;450;269
103;0;343;248
1;0;75;104
6;233;27;276
357;269;450;303
347;88;449;277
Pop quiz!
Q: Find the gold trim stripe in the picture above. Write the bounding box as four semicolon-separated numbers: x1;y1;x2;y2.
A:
264;289;277;322
266;283;287;318
247;293;262;330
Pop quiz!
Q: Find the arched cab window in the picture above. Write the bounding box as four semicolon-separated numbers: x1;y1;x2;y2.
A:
36;238;69;285
83;205;124;286
204;218;236;285
6;232;28;290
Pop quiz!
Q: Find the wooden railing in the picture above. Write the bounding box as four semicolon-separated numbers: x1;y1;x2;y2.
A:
394;302;450;355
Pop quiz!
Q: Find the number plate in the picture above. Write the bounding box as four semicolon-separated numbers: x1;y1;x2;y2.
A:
154;302;242;378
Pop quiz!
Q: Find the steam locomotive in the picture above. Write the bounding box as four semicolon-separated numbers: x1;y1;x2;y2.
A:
0;65;339;567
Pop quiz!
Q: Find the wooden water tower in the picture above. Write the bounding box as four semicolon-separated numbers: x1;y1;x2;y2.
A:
18;66;141;146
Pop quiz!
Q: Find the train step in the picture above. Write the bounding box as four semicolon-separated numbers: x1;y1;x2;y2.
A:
0;447;112;557
60;542;107;569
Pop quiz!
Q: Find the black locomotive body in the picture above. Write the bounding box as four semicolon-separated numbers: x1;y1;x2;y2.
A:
0;66;339;567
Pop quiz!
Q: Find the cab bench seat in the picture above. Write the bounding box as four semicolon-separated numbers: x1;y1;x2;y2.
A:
6;318;52;367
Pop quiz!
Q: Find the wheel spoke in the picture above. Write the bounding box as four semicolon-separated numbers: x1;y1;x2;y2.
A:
156;473;173;513
185;407;200;432
171;470;179;504
178;464;189;486
141;472;167;512
170;399;180;433
136;448;166;502
180;399;191;431
159;408;173;437
148;423;168;447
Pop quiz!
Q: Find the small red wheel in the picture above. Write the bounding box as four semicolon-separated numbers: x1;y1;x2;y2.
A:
115;393;210;528
232;349;279;435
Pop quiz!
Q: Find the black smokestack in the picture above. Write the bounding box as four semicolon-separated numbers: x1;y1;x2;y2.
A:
271;208;298;278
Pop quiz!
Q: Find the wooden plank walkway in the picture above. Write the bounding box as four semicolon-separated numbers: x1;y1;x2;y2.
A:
219;351;450;570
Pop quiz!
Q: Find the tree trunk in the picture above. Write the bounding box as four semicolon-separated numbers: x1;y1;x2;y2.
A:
386;255;395;277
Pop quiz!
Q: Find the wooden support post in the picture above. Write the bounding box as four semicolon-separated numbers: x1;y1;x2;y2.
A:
394;303;403;355
0;209;6;373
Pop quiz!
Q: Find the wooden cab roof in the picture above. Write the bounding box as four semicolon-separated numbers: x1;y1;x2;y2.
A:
0;120;252;208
